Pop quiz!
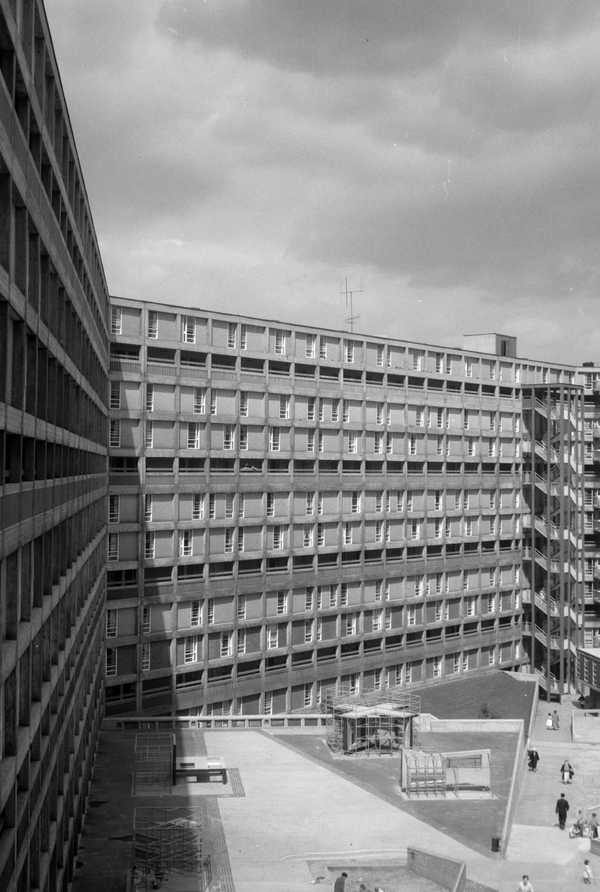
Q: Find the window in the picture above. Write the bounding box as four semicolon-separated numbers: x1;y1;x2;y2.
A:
277;592;288;614
329;585;338;607
183;316;196;343
240;324;247;350
237;629;246;655
346;432;357;454
465;596;476;616
464;518;473;537
463;410;470;430
272;526;284;550
279;395;290;419
238;528;245;551
236;596;246;621
454;491;462;510
317;524;324;546
223;425;235;450
435;518;443;539
407;606;416;625
267;626;279;649
343;523;352;545
319;339;327;359
345;341;355;363
191;601;200;626
269;428;280;451
375;521;384;543
384;608;392;630
305;492;315;515
106;609;118;638
210;393;217;415
240;392;248;417
372;610;383;632
109;420;121;447
435;354;444;374
434;490;442;510
345;614;358;636
339;583;349;607
406;493;414;512
374;433;383;455
304;588;314;612
303;683;313;707
486;594;496;613
376;344;384;367
317;493;324;515
274;330;286;354
408;436;416;456
351;491;361;513
142;606;151;633
220;632;232;657
318;399;325;422
144;494;153;521
266;493;274;516
111;307;122;335
412;352;423;371
416;408;425;427
109;495;120;523
488;440;496;457
224;528;233;553
465;359;473;378
144;532;155;559
331;400;339;422
488;649;496;666
187;423;201;449
317;431;323;455
489;490;497;510
307;397;315;421
207;599;214;624
307;430;315;453
193;388;206;414
107;533;119;561
409;519;421;540
179;530;192;557
110;381;121;410
227;322;237;348
148;310;158;339
303;526;313;547
467;438;476;457
376;404;384;425
306;335;316;358
105;648;117;677
145;422;153;448
239;426;248;451
436;436;444;456
184;636;199;664
489;412;496;432
432;657;442;678
342;400;350;423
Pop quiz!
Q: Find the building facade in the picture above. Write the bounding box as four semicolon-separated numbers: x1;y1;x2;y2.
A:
0;2;110;890
106;298;584;717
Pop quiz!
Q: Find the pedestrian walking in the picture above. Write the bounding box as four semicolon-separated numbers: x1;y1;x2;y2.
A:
556;792;570;829
560;759;574;784
528;749;540;772
517;875;535;892
590;813;599;839
545;713;553;730
552;709;560;730
583;859;594;884
334;872;348;892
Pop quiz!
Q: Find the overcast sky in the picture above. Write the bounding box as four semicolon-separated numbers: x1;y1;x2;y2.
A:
45;1;600;364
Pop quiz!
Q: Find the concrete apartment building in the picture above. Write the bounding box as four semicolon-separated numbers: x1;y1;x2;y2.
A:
0;2;110;890
105;298;584;717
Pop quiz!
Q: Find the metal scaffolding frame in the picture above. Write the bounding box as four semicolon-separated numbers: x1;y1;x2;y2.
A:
325;688;421;755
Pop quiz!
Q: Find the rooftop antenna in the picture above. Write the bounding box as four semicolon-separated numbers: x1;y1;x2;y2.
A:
342;277;363;332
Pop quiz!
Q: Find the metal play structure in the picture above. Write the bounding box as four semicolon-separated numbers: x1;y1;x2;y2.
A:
325;687;421;755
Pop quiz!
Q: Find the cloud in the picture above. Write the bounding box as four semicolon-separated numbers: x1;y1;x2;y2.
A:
45;0;600;364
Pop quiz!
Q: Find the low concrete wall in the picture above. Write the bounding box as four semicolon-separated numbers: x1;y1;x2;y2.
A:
406;847;466;892
497;719;526;856
103;713;328;732
421;716;522;734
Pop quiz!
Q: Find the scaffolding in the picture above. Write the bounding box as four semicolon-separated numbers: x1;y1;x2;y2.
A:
132;807;212;890
325;688;421;755
403;751;446;796
133;732;174;796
